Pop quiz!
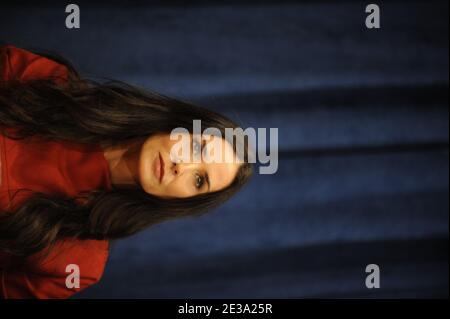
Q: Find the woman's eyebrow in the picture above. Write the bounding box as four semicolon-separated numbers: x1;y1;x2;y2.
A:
202;138;207;151
205;172;211;191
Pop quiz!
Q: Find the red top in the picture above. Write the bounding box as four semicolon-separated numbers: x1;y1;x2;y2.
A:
0;45;112;298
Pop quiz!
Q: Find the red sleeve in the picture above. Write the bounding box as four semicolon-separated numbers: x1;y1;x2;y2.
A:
0;45;109;299
0;44;69;84
1;239;109;299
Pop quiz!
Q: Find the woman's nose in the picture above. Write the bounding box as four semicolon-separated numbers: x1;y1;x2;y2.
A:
172;162;199;176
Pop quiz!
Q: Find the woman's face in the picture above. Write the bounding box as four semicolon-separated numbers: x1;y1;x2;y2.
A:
138;133;241;198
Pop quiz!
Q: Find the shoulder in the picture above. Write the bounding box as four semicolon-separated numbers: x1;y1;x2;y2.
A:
0;239;109;298
29;238;110;282
0;44;69;83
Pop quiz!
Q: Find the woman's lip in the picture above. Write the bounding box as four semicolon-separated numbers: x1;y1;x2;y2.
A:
159;152;165;183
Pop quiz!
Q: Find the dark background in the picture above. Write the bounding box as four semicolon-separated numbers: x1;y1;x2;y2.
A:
0;0;448;298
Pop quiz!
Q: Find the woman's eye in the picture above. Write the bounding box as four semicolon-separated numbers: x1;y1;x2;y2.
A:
195;173;204;189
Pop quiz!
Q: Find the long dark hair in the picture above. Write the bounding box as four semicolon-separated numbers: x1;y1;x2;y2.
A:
0;47;253;257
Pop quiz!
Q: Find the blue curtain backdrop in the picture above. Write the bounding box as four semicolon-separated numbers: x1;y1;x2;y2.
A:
0;0;448;298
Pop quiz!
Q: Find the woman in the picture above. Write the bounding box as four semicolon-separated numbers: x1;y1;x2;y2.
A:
0;45;252;298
